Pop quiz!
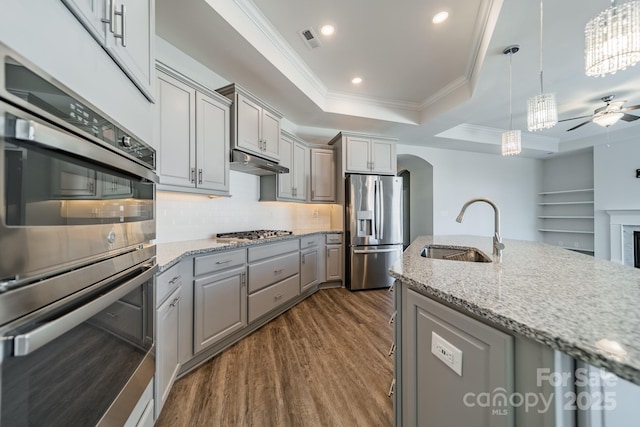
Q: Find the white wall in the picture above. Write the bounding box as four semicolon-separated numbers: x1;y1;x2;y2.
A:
594;137;640;260
396;145;541;241
0;0;154;143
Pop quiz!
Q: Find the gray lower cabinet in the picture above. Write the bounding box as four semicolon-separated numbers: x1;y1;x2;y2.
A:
325;232;343;284
193;266;247;354
155;259;185;420
247;239;300;323
155;286;181;420
300;235;322;291
397;284;573;427
402;287;514;427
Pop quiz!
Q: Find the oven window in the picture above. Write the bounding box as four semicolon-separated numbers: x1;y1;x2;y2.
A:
4;138;153;226
1;280;153;427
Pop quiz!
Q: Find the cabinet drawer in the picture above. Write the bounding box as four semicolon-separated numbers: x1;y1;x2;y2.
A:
248;274;300;323
300;235;322;248
194;249;246;276
248;252;299;293
248;239;299;262
156;263;183;306
325;234;343;244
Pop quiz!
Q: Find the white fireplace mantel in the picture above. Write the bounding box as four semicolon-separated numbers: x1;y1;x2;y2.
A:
607;210;640;264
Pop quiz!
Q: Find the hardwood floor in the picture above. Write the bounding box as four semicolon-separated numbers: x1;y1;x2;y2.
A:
156;287;394;427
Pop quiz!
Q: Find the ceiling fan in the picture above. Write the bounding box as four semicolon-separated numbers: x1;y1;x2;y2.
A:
559;95;640;131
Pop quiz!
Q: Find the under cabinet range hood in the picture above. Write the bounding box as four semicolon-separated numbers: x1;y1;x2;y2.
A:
229;149;289;175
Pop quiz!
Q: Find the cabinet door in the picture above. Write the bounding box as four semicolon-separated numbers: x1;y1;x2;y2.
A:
196;92;229;192
371;139;396;175
236;93;262;154
193;267;247;354
311;149;335;202
104;0;155;101
261;109;281;161
326;244;343;281
403;288;514;427
292;142;307;200
155;287;180;419
301;247;319;292
277;134;293;199
61;0;108;44
157;73;196;188
345;136;371;173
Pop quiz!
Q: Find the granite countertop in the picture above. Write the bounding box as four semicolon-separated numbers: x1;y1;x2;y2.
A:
156;230;342;272
390;235;640;386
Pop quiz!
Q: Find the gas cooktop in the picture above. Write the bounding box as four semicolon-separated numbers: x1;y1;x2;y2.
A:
216;230;293;240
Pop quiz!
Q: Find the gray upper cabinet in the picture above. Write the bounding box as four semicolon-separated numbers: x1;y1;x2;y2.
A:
330;131;397;176
310;147;335;202
61;0;155;101
278;131;307;201
260;131;308;202
156;68;231;196
217;83;283;162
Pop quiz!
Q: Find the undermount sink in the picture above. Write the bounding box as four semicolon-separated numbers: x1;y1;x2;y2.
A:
420;245;492;263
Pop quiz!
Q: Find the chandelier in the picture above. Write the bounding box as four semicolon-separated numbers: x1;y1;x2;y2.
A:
502;46;521;156
585;0;640;77
527;0;558;131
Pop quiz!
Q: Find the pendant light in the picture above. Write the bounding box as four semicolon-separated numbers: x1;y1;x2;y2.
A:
502;45;521;157
585;0;640;77
527;0;558;131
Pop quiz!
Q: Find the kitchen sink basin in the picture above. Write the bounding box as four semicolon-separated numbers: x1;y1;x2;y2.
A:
420;245;491;263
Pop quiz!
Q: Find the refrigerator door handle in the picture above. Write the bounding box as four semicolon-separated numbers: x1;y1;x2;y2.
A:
378;179;384;240
373;179;378;239
352;247;401;254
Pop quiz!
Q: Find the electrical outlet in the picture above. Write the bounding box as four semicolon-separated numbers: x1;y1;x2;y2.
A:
431;332;463;376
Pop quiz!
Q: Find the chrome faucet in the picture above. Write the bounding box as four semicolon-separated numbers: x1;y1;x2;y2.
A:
456;198;505;258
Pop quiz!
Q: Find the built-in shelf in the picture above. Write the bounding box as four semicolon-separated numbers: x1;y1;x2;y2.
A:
538;216;594;219
538;188;594;195
538;229;594;234
538;201;594;206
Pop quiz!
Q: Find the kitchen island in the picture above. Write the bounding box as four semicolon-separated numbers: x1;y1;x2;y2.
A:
389;235;640;427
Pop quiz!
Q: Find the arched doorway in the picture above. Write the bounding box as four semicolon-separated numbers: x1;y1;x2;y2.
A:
397;155;434;245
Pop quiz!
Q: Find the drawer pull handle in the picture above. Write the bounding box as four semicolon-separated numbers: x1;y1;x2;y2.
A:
169;275;181;285
388;343;396;356
170;297;181;308
106;312;118;318
388;379;396;397
274;293;283;300
274;269;284;274
216;259;233;264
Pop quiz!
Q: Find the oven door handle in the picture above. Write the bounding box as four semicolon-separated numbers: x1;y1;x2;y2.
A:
12;265;157;357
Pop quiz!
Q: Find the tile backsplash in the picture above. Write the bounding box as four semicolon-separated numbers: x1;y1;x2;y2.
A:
156;172;338;243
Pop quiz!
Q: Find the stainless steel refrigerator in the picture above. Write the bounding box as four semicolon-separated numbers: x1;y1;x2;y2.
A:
346;174;403;290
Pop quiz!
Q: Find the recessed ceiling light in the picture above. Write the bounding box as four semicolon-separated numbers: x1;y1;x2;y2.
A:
351;77;363;84
320;24;335;36
432;11;449;24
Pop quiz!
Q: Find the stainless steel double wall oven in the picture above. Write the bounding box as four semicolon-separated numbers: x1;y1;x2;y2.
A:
0;43;157;426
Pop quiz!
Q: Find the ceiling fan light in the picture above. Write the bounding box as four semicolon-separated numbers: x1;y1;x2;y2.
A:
585;0;640;77
527;92;558;131
593;111;624;127
501;130;522;156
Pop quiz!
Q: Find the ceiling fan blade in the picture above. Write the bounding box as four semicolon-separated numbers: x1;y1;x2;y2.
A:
620;113;640;122
622;104;640;111
566;120;592;131
558;115;593;122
